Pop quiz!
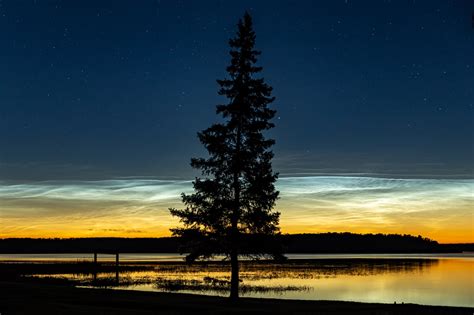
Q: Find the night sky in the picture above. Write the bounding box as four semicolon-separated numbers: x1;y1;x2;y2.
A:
1;1;473;241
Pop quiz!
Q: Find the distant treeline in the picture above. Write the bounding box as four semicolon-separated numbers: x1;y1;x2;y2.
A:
0;233;472;254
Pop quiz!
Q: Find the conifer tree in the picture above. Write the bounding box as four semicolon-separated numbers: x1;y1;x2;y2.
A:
170;12;282;300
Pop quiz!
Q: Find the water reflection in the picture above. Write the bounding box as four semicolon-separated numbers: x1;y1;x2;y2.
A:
4;257;473;307
30;259;438;291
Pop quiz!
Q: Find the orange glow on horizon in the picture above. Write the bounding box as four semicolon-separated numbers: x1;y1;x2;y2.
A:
1;177;472;244
1;223;472;244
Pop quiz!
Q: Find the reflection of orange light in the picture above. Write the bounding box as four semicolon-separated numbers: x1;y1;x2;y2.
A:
9;258;473;307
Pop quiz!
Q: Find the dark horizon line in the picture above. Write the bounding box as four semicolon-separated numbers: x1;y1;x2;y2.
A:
1;232;473;245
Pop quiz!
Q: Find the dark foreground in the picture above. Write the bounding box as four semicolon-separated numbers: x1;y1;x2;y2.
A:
1;281;472;315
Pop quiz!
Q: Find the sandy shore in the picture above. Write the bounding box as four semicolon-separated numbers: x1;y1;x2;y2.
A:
1;280;472;315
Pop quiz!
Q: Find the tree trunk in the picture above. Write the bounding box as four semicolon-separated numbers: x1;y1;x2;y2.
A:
230;247;239;300
230;162;240;300
230;110;242;300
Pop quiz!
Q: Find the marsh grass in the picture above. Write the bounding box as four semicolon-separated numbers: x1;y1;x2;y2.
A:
0;258;438;295
154;277;309;294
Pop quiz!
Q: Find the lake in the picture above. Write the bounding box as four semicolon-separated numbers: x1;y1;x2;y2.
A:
1;253;473;307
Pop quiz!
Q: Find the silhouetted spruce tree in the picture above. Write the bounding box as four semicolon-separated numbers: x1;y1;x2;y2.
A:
169;12;282;300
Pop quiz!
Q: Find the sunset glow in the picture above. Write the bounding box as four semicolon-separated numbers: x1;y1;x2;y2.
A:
2;176;472;243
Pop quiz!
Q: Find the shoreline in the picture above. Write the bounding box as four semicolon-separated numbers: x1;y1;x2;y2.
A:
1;280;472;315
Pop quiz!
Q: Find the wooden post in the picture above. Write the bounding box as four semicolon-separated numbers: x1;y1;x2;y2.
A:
115;253;119;284
93;253;97;284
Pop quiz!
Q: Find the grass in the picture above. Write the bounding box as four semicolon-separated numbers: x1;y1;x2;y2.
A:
154;276;308;294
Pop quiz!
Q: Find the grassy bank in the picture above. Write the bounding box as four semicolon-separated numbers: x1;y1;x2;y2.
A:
1;280;472;315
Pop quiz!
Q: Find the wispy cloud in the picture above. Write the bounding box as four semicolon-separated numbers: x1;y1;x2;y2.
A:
0;177;472;242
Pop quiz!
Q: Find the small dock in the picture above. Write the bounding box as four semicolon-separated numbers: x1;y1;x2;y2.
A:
93;252;120;267
92;252;120;283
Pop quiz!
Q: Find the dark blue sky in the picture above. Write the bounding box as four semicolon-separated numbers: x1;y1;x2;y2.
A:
1;0;473;180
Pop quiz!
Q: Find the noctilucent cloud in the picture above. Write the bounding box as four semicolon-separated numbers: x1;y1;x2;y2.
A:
1;177;473;242
0;1;472;241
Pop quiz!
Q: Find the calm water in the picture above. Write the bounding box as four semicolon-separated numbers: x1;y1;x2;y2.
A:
2;253;473;307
